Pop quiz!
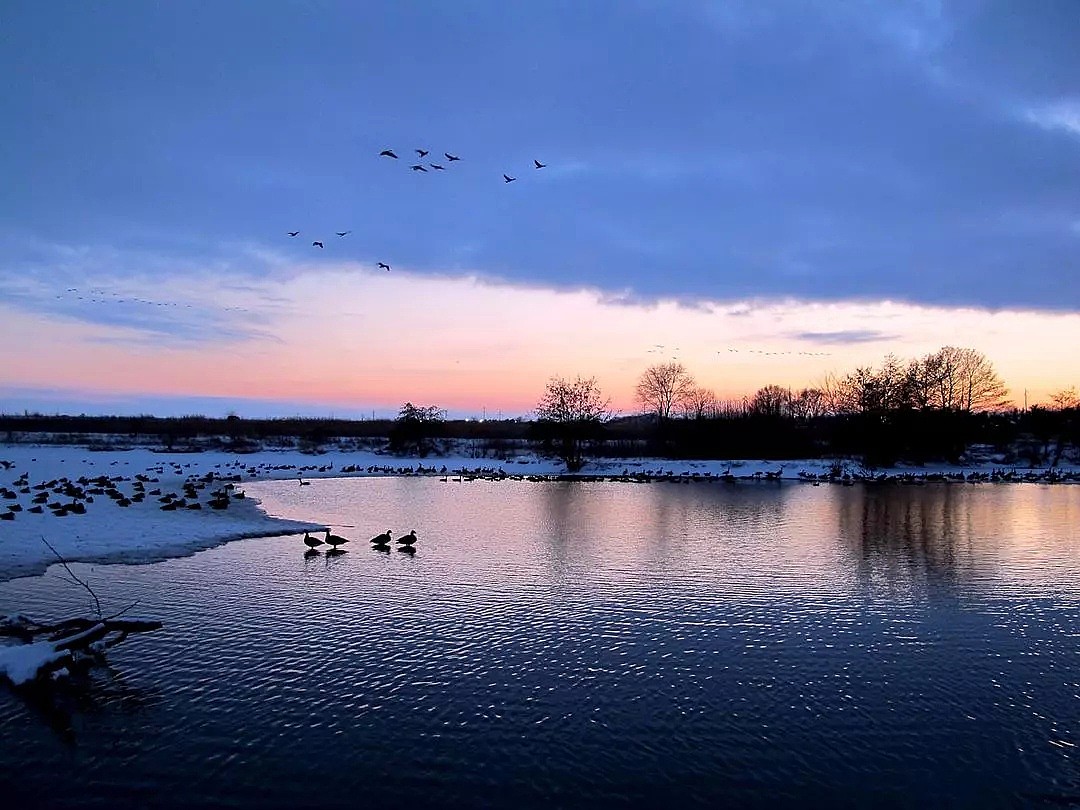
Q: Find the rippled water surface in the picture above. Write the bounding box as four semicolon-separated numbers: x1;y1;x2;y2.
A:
2;479;1079;808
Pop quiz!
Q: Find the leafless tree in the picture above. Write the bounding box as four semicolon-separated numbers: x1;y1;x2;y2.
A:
1050;386;1079;410
679;387;719;420
789;387;828;420
636;362;696;421
535;376;612;470
920;346;1010;412
748;384;792;418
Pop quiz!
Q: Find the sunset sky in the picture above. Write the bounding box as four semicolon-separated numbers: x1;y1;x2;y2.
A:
2;1;1078;418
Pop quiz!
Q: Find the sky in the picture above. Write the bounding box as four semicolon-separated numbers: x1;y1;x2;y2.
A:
1;0;1078;418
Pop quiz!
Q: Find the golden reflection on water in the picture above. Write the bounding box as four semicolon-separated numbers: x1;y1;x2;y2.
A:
248;477;1080;601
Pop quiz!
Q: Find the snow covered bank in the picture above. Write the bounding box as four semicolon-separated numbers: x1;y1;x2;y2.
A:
0;444;1076;582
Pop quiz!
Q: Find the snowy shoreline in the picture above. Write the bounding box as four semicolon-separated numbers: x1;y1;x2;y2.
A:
0;443;1077;583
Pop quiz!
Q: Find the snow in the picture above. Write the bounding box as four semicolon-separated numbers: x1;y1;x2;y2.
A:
0;443;1076;583
0;639;68;686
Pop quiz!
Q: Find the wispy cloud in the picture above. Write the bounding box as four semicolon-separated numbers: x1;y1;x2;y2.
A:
1023;99;1080;138
791;329;898;345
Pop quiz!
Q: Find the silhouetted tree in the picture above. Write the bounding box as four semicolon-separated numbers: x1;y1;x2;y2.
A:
748;384;792;418
534;376;611;471
636;363;695;422
919;346;1010;412
388;402;446;456
680;387;719;420
1050;386;1079;411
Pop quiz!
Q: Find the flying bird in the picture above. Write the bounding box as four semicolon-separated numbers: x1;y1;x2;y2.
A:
377;262;390;271
534;159;546;169
503;174;516;183
336;231;351;237
380;149;398;158
415;148;429;158
444;153;461;161
312;241;324;248
287;231;300;237
429;163;445;171
411;164;428;172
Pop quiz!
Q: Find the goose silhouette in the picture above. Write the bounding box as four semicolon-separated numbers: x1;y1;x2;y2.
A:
396;530;418;546
370;529;392;545
303;531;325;549
324;529;349;549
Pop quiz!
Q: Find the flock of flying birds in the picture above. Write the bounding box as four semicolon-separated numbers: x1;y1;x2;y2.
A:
286;147;549;270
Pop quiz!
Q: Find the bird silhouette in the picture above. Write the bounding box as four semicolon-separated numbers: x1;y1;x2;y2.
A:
377;262;391;271
534;159;546;169
303;531;325;549
336;231;351;237
416;148;429;158
380;149;398;158
324;528;349;549
287;231;300;237
411;164;428;172
370;530;392;545
429;163;445;171
312;241;324;249
445;153;461;161
396;530;418;546
503;174;516;183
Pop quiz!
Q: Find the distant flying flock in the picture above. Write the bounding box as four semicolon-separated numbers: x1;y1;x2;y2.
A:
287;147;548;270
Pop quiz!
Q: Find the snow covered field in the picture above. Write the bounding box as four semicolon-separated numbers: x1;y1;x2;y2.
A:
0;443;1075;582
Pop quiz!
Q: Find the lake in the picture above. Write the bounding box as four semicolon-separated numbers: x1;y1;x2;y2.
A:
1;478;1078;808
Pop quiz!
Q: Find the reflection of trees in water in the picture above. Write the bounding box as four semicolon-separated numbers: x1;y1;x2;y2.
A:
838;485;983;590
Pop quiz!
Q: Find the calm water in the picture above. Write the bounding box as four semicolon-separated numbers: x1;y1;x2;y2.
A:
1;479;1079;808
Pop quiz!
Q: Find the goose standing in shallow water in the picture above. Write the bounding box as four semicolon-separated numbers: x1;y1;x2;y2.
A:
396;530;418;546
303;531;325;549
324;529;349;549
370;530;392;546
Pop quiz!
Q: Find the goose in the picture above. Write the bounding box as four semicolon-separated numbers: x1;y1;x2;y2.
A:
503;174;516;183
336;231;351;237
380;149;398;159
287;231;300;237
415;148;429;159
303;531;325;549
534;159;546;169
396;530;418;546
429;163;445;171
312;241;324;249
370;530;392;545
377;262;391;271
299;476;311;486
444;152;461;161
324;529;349;549
411;164;428;172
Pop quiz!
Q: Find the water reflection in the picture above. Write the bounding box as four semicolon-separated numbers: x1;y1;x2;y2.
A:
0;479;1077;808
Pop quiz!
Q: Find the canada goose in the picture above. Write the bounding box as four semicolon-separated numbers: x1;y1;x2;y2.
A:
370;530;392;545
324;529;349;548
377;262;391;271
287;231;300;237
380;149;398;158
299;476;311;486
396;530;418;546
411;164;428;172
444;152;461;161
336;231;351;237
503;174;516;183
415;148;429;158
534;159;546;169
429;163;445;170
303;531;325;549
312;241;324;249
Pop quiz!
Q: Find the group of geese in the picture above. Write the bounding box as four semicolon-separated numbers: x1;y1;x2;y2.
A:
302;528;419;555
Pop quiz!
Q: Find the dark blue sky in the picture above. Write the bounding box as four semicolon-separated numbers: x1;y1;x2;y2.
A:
2;0;1078;312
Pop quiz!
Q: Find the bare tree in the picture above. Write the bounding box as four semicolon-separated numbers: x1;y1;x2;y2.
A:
636;363;695;422
680;387;719;420
534;376;612;471
921;346;1010;412
789;387;827;420
748;384;792;418
1050;386;1079;410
